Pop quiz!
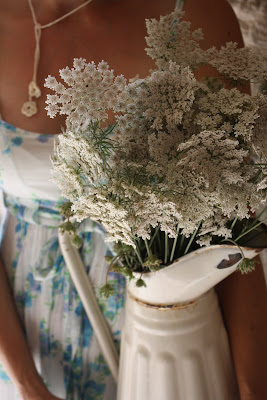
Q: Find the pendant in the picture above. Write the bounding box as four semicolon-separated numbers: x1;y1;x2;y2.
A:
21;100;38;117
29;81;41;98
21;81;41;117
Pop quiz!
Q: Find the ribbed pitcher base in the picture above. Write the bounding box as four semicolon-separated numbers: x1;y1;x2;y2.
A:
117;289;239;400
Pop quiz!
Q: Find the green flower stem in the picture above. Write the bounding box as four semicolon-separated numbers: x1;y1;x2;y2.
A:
134;247;143;267
230;216;238;231
249;205;267;229
124;254;132;269
156;230;162;254
235;216;267;242
149;225;160;249
221;238;245;259
133;238;143;267
170;226;179;263
144;238;151;258
109;255;120;266
105;255;120;284
184;221;202;255
178;234;185;257
164;232;169;265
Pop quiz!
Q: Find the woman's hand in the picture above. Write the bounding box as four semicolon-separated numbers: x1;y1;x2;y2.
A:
20;386;64;400
0;259;64;400
22;395;64;400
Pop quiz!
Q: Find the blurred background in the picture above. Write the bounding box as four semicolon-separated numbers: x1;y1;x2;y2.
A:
229;0;267;49
229;0;267;92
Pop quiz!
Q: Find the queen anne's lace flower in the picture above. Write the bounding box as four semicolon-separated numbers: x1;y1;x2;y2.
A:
145;10;206;70
45;59;125;132
209;42;267;82
47;10;267;250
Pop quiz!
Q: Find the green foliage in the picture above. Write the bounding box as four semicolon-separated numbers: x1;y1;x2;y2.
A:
59;213;266;300
143;254;163;271
237;258;256;274
110;263;135;280
57;200;73;217
59;220;76;234
120;267;134;280
99;284;115;298
85;121;117;166
71;234;83;249
112;241;140;270
136;278;147;288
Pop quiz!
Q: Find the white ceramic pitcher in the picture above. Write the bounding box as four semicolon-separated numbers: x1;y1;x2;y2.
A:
117;245;262;400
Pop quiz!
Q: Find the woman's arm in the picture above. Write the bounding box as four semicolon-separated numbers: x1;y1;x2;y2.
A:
216;258;267;400
183;0;267;398
0;258;63;400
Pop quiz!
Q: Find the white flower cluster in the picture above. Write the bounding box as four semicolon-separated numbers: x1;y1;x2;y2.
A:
145;10;267;83
145;9;205;69
117;62;197;131
48;10;267;249
45;58;126;132
196;88;260;140
52;131;134;245
208;42;267;83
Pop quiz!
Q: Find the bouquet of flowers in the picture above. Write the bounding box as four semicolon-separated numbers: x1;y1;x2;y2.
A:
45;10;267;293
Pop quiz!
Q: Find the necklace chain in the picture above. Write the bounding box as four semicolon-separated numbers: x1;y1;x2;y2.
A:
22;0;93;117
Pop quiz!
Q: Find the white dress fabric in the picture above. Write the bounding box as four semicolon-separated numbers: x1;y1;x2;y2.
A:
0;120;125;400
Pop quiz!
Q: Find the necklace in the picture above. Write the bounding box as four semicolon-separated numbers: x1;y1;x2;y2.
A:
22;0;93;117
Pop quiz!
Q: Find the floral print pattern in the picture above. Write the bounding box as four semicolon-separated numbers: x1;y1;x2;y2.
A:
0;121;125;399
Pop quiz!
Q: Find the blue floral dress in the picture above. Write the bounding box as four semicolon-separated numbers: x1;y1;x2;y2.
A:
0;120;125;400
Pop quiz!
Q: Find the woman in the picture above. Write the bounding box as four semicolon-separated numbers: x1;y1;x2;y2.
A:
0;0;266;399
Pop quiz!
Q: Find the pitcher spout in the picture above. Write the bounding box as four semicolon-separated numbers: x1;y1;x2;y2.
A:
127;244;263;305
